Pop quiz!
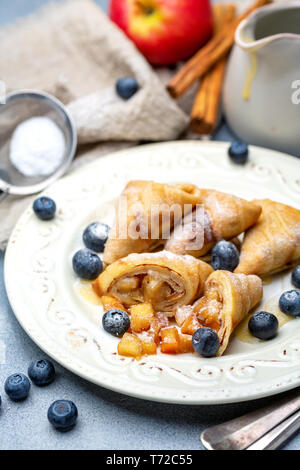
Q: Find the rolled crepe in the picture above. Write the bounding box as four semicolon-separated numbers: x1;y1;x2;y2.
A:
165;189;261;257
95;251;213;315
103;180;203;264
193;270;262;355
235;199;300;276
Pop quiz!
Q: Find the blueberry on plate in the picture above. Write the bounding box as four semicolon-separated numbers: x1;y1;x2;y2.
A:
28;359;55;386
83;222;110;252
47;400;78;432
248;311;278;340
33;197;56;220
116;77;139;100
228;141;249;165
211;240;240;272
279;290;300;317
192;327;220;358
4;373;31;401
72;248;103;280
291;265;300;289
102;309;130;337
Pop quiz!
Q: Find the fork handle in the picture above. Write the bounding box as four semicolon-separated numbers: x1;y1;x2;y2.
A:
247;409;300;450
201;389;300;450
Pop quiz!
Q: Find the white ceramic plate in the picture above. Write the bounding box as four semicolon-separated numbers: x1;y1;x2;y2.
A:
5;141;300;404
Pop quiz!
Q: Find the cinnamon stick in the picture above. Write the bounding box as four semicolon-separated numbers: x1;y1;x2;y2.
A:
167;0;272;99
190;3;236;134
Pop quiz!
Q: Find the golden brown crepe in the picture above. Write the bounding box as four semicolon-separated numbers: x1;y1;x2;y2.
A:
103;180;203;265
235;199;300;276
94;251;213;316
165;189;261;257
193;270;263;355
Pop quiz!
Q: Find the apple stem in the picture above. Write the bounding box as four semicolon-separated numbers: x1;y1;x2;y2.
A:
135;1;155;16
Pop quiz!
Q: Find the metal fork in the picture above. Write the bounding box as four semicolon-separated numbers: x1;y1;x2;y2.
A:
201;389;300;450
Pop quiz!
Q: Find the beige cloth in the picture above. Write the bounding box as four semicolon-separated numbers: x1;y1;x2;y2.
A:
0;0;188;248
0;0;187;144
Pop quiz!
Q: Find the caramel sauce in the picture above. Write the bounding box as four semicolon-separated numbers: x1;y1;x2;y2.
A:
76;280;102;306
235;294;293;344
241;32;258;101
262;276;273;286
242;51;258;100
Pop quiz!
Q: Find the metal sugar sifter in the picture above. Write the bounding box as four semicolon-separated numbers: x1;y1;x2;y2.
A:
0;90;77;201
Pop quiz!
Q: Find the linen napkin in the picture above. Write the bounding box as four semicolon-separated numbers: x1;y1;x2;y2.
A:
0;0;188;144
0;0;188;248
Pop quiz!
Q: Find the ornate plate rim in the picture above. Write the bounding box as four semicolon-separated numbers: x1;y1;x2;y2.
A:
4;140;300;405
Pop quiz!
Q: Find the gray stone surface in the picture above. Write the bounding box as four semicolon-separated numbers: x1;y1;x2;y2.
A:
0;0;299;451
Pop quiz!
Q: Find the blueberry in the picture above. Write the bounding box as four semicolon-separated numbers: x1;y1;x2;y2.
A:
47;400;78;432
192;327;220;358
33;197;56;220
102;309;130;337
72;248;103;280
211;240;240;272
279;290;300;317
116;77;139;100
4;373;31;401
292;266;300;289
83;222;110;252
228;141;249;164
248;311;278;340
28;359;55;386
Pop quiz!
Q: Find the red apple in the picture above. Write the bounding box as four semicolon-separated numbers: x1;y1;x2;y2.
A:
109;0;213;66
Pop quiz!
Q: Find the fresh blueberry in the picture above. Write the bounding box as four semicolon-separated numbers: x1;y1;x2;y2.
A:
83;222;110;252
248;311;278;340
116;77;139;100
211;240;240;272
292;266;300;289
4;373;31;401
279;290;300;317
47;400;78;432
33;197;56;220
72;248;103;280
102;309;130;337
28;359;55;386
228;141;249;164
192;327;220;358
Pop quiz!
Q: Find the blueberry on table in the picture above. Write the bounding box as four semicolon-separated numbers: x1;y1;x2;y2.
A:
228;141;249;164
28;359;55;386
211;240;240;272
116;77;139;100
248;311;278;340
33;196;56;220
83;222;110;252
291;266;300;289
102;309;130;337
279;290;300;317
4;373;31;401
72;249;103;280
47;400;78;432
192;327;220;358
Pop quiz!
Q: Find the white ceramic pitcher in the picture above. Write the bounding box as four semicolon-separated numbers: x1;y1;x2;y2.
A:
223;1;300;157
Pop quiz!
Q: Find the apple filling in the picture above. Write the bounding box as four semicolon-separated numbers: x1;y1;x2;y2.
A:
193;282;224;337
109;266;185;313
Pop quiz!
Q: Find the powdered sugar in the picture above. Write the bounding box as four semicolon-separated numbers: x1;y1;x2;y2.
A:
10;116;65;177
